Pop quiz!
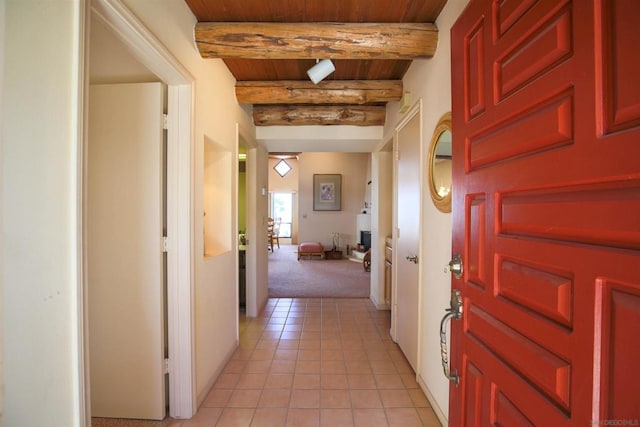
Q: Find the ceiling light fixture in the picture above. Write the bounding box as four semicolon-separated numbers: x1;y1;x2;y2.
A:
306;59;335;84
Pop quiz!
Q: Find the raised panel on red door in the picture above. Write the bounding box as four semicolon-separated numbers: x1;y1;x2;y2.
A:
450;0;640;426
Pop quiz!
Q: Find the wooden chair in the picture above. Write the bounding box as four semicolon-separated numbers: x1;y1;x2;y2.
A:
363;249;371;272
267;217;280;251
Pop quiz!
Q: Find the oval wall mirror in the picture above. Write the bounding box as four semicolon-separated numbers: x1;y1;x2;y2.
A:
428;112;453;213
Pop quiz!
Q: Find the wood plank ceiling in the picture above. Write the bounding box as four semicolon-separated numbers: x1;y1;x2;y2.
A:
184;0;448;126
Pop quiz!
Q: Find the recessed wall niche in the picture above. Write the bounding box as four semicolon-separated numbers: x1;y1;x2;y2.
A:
203;137;232;257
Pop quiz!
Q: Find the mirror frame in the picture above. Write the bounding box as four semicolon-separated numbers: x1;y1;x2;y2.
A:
428;112;453;213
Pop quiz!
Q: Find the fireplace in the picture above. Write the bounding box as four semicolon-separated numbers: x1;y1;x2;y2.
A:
360;231;371;251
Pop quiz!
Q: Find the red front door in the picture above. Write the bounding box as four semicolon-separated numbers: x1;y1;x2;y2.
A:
449;0;640;425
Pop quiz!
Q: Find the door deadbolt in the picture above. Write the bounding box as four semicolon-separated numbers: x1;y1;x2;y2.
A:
445;254;463;279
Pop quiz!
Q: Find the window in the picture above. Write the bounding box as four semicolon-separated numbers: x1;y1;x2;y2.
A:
273;159;292;177
271;192;293;238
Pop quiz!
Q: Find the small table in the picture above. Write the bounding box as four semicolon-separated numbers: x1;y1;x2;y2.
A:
324;250;343;260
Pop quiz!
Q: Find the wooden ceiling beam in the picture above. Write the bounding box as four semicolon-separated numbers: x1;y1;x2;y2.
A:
195;22;437;59
253;105;385;126
236;80;403;104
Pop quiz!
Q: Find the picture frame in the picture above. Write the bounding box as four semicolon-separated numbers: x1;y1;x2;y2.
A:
313;174;342;211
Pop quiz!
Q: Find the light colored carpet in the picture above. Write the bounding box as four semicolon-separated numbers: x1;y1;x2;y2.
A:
268;245;370;298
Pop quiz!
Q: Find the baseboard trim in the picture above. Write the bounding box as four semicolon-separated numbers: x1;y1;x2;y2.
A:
417;374;448;426
196;341;238;408
369;295;390;310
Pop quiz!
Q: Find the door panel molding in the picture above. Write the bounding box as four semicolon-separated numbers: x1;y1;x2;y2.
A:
450;0;640;425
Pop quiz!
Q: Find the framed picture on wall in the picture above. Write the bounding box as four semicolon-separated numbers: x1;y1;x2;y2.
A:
313;174;342;211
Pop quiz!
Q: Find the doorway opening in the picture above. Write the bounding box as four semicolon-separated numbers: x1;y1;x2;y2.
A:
85;1;195;420
270;191;294;241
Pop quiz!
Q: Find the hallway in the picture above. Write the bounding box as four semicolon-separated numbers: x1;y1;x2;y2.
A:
95;298;441;426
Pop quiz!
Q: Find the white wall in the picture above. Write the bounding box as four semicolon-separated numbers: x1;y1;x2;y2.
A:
119;0;256;405
0;0;6;423
2;0;85;425
383;0;469;424
370;148;393;308
298;153;369;249
2;0;257;423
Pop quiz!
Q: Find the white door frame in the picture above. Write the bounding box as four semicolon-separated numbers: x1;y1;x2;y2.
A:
391;99;424;375
85;0;195;420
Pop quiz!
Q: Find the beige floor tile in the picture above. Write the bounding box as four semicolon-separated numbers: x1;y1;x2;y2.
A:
408;388;431;407
90;299;417;427
322;339;342;349
262;331;283;340
298;349;322;360
223;360;248;374
258;389;291;408
320;409;354;427
352;408;388;427
374;374;405;390
343;350;368;361
286;408;320;427
322;349;344;361
180;407;223;426
321;360;347;374
290;389;321;408
301;330;322;339
277;339;300;349
417;407;443;426
369;360;397;375
214;373;241;389
345;360;372;374
231;349;254;361
237;373;268;389
264;373;293;389
366;350;391;361
281;331;302;340
321;374;348;389
270;360;296;374
216;408;255;427
293;373;321;389
268;319;287;327
299;339;322;349
296;360;321;374
228;389;262;408
251;408;288;427
392;358;414;374
255;339;279;350
379;389;414;408
349;390;382;409
400;373;420;389
274;349;298;360
347;374;376;389
385;407;422;427
202;388;232;407
321;390;351;409
244;361;272;374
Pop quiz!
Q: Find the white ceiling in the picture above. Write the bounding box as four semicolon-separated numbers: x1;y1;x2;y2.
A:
256;125;384;153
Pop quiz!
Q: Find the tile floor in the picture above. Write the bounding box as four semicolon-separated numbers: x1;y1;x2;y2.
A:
93;298;442;427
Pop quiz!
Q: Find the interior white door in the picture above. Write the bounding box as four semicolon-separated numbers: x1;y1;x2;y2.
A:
394;110;421;371
88;82;166;419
